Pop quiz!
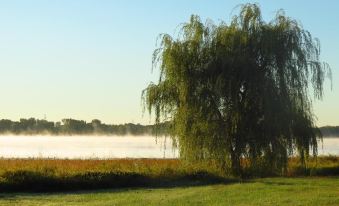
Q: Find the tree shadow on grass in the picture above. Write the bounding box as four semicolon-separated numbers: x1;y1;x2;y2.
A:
0;177;239;201
0;170;239;196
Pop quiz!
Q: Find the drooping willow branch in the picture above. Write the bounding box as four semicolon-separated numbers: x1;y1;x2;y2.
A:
143;3;331;176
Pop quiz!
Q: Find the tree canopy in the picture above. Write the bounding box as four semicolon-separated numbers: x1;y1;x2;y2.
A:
143;4;331;176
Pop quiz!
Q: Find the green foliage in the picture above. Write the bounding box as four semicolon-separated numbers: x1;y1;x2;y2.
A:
320;126;339;137
143;4;331;175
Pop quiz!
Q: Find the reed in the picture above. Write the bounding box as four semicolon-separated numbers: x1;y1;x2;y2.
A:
0;156;337;192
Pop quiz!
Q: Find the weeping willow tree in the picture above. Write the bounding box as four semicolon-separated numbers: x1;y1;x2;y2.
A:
143;4;331;176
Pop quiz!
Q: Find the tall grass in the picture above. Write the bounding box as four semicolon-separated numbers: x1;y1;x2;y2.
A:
0;158;226;192
0;156;337;192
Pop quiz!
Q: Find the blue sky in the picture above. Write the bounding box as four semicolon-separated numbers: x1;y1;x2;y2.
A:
0;0;338;126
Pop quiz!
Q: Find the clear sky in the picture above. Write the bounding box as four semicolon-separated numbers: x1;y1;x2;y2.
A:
0;0;338;126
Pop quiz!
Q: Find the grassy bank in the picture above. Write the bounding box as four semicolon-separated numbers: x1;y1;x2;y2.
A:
0;158;227;192
0;156;338;192
0;177;338;206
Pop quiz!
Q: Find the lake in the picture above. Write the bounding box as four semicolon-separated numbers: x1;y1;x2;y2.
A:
0;136;338;159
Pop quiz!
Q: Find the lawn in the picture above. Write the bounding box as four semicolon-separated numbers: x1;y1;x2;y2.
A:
0;177;338;206
0;157;338;205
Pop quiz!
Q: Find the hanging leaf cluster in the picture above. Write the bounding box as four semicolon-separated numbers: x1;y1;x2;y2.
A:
143;4;331;175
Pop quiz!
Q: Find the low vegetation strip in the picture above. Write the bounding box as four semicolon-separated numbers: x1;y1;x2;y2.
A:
0;158;228;192
0;177;338;206
0;156;338;192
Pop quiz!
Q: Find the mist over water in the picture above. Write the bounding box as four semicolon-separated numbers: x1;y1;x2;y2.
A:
0;136;337;159
318;138;339;156
0;136;178;159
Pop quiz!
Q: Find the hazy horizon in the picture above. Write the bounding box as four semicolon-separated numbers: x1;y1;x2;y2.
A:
0;135;337;159
0;0;338;126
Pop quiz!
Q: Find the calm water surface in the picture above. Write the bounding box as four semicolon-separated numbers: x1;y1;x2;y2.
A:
0;136;177;159
0;136;337;159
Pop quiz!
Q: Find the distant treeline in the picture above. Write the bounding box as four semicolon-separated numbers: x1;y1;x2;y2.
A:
0;118;336;137
319;126;339;137
0;118;169;136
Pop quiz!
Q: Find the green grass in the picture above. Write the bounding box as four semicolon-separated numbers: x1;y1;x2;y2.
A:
0;156;338;192
0;158;229;192
0;158;338;205
0;177;338;206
